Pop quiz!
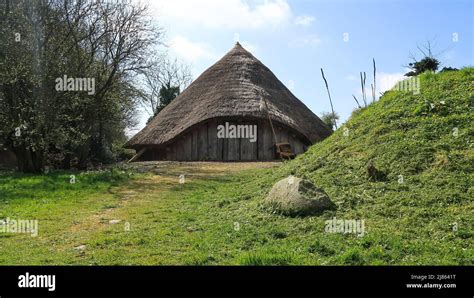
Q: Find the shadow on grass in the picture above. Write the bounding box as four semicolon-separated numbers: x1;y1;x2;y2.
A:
0;170;133;203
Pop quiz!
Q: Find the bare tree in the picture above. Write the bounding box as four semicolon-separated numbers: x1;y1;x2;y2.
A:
139;54;192;117
61;0;163;164
405;39;447;76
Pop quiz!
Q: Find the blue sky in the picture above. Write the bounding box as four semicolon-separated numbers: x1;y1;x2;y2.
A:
136;0;473;131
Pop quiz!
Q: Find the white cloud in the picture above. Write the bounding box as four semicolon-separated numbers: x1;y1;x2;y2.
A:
345;74;356;81
377;72;405;93
294;15;315;27
233;33;240;42
287;80;295;90
288;35;321;48
240;41;259;54
169;36;217;62
150;0;292;29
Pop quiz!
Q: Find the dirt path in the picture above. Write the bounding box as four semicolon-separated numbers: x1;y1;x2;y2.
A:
122;161;281;177
64;161;280;261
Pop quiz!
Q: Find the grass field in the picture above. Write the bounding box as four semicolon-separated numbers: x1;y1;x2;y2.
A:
0;162;299;265
1;69;473;265
0;160;471;265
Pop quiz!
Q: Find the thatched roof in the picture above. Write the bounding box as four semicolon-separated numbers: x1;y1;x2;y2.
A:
125;42;331;149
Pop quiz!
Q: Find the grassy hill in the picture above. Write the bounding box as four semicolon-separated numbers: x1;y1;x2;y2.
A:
232;67;474;264
0;68;472;265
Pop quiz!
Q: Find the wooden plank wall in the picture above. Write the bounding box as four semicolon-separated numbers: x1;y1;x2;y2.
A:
259;120;274;161
147;119;309;161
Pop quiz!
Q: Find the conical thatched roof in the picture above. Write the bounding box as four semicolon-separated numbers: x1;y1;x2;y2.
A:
125;42;331;149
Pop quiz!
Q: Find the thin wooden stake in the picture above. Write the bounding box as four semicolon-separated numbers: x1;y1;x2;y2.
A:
363;72;367;106
320;68;338;129
262;97;278;145
128;147;147;163
372;58;377;103
352;95;361;108
359;72;367;107
371;83;375;104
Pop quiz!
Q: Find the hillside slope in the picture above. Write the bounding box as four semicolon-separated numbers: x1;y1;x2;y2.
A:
241;67;473;264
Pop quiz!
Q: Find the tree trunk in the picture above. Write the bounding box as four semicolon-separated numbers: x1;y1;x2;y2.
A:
12;146;44;173
77;143;89;170
62;152;71;169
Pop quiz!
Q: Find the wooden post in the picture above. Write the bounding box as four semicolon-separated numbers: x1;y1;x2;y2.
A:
352;95;361;109
321;68;338;129
128;147;147;163
262;97;278;144
372;58;377;103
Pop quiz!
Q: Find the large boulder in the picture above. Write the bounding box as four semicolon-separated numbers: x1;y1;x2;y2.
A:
265;176;335;216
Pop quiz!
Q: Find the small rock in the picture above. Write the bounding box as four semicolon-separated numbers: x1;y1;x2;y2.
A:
265;176;335;216
74;245;86;251
109;219;121;224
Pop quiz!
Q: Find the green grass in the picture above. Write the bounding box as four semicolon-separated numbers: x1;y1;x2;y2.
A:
0;169;137;264
246;67;474;265
0;68;473;265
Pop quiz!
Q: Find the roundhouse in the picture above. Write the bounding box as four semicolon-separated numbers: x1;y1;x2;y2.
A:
125;43;331;161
